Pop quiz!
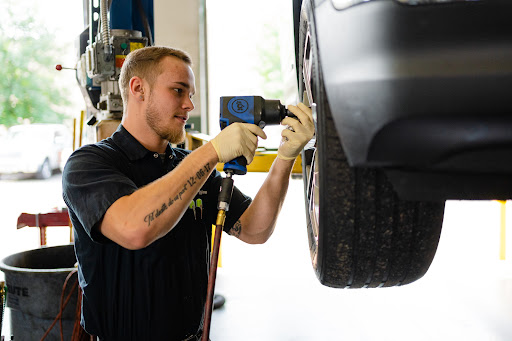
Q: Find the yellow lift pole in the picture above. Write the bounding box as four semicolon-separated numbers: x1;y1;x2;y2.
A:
499;200;507;260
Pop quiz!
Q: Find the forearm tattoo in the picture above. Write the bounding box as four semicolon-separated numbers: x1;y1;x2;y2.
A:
230;220;242;238
143;162;211;226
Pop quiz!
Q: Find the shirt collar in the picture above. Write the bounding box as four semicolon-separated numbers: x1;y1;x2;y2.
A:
111;125;177;161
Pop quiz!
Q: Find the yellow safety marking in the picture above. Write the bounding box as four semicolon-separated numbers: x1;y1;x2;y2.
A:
211;225;222;267
183;131;302;174
130;42;145;51
499;200;506;260
216;151;303;174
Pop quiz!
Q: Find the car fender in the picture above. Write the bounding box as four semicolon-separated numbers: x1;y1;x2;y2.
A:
314;0;512;169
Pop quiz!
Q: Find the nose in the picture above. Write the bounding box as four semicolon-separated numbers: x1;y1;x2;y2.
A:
183;96;195;112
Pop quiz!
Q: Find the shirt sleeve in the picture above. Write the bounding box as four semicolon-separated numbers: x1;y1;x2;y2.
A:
62;144;138;242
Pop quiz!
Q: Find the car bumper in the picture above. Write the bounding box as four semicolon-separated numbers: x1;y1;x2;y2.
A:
0;159;40;175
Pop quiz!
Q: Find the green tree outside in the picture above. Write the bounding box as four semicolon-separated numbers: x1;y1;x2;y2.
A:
255;23;285;101
0;0;71;128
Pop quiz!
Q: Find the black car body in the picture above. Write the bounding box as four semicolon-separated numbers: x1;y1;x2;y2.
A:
293;0;512;288
298;0;512;200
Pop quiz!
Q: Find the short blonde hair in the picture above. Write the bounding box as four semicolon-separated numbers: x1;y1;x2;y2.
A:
119;46;192;109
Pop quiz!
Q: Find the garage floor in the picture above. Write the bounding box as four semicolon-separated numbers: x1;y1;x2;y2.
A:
1;172;511;340
210;173;512;341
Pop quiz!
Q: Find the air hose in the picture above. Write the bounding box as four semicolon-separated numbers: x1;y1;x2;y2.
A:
39;270;78;341
1;281;5;338
202;172;234;341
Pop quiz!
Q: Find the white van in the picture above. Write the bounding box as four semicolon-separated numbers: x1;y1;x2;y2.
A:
0;124;73;179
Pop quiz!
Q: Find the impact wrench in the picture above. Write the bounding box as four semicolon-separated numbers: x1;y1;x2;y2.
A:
201;96;296;341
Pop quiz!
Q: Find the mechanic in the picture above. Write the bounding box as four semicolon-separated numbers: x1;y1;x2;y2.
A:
62;46;315;341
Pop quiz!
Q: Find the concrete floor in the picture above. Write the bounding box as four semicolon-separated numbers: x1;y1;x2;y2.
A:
210;173;512;341
1;173;512;340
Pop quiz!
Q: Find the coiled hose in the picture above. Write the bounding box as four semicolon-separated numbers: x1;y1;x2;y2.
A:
1;281;5;338
39;270;92;341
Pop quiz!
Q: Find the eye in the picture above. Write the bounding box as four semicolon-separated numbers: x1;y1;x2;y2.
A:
174;88;183;94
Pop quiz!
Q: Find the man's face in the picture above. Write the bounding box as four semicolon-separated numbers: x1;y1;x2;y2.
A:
145;56;196;144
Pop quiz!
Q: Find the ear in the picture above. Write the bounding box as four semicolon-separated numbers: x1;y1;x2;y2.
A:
129;76;146;101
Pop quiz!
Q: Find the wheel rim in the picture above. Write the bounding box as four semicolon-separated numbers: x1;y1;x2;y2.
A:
308;148;320;263
303;22;321;265
303;29;314;107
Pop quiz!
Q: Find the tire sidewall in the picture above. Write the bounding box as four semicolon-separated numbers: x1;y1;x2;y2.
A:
299;0;327;280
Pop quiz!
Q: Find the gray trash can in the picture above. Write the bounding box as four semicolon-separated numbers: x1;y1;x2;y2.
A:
0;244;78;341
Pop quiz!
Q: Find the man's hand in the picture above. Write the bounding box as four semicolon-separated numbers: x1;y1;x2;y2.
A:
277;103;315;160
211;123;267;164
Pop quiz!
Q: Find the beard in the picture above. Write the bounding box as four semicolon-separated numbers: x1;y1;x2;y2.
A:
145;95;186;144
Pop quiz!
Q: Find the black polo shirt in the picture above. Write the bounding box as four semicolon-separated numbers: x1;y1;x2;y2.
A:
62;125;251;340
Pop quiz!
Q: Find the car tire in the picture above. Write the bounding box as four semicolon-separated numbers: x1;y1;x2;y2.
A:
36;159;52;180
298;0;446;288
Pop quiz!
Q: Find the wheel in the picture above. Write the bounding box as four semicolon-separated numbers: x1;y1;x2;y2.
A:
298;0;446;288
36;159;52;180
